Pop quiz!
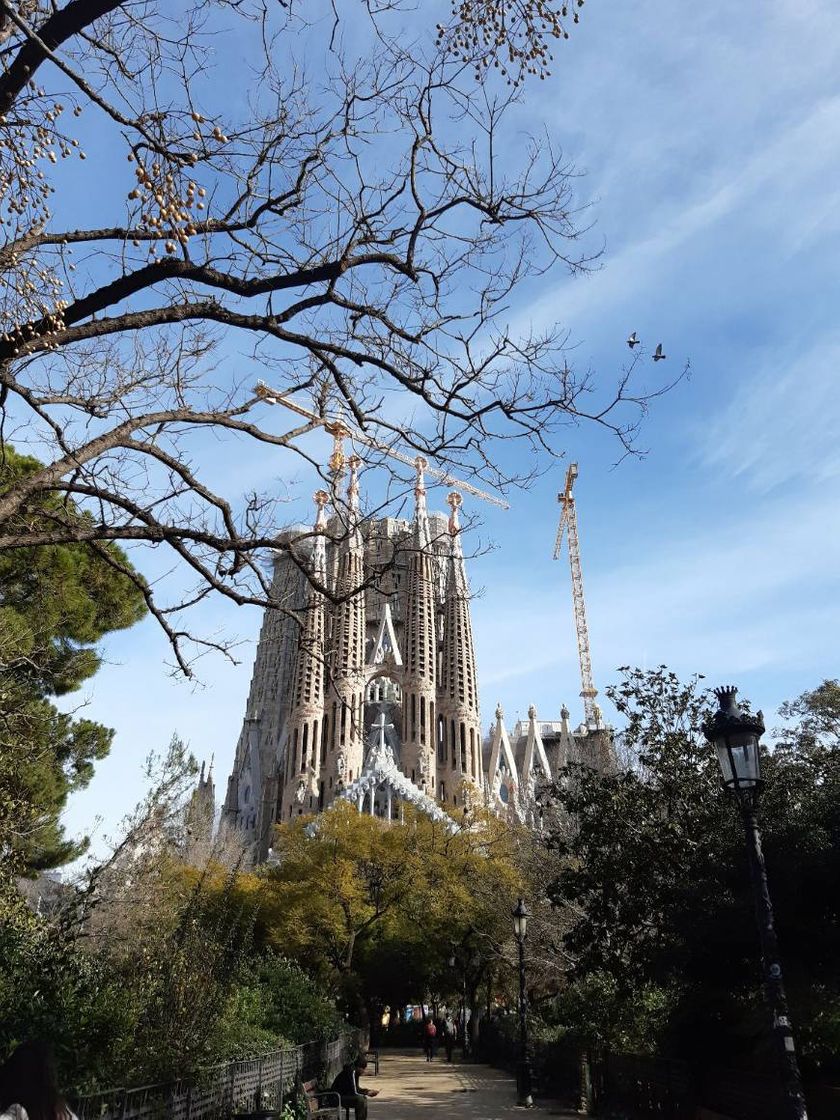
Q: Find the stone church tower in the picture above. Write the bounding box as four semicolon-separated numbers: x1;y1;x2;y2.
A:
221;461;614;861
438;492;483;803
400;460;438;793
222;462;485;859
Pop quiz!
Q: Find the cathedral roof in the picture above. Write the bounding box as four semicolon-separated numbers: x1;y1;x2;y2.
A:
331;713;459;834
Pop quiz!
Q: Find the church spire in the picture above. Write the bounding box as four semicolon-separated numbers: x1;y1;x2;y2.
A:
401;456;438;793
487;701;518;813
412;456;431;548
438;492;482;802
312;487;328;579
323;460;367;801
347;453;361;518
280;490;329;820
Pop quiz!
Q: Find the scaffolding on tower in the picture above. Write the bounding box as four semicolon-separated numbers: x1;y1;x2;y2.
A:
553;463;600;729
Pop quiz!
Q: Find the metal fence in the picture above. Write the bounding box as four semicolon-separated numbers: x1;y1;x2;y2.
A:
71;1033;358;1120
477;1017;580;1102
599;1052;696;1118
592;1052;840;1120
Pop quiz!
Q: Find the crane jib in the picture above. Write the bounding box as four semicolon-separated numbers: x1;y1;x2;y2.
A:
253;382;510;510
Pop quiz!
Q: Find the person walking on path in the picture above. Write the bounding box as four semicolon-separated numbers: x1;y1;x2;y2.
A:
330;1057;378;1120
423;1017;437;1062
442;1017;455;1063
0;1041;77;1120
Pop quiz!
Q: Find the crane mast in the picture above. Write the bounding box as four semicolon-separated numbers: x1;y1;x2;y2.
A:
553;463;599;728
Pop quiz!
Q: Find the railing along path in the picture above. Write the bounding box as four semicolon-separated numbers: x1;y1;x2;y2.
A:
72;1033;355;1120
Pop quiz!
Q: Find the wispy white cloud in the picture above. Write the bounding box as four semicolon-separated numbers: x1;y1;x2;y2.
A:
509;93;840;340
696;332;840;490
470;482;840;732
61;0;840;851
589;486;840;666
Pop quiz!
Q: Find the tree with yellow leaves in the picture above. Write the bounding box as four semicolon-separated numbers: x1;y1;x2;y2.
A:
254;802;526;1029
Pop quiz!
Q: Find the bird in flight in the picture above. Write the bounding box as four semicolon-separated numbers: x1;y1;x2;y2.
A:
653;343;666;361
626;331;639;348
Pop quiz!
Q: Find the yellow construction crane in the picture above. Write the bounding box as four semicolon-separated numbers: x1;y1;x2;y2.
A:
254;381;510;510
553;463;599;728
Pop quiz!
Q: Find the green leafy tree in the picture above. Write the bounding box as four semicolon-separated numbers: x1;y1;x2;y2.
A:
545;668;840;1078
227;954;343;1047
256;802;526;1030
0;447;146;872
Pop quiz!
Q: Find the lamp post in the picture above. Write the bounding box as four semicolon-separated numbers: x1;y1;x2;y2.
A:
702;686;808;1120
512;898;533;1108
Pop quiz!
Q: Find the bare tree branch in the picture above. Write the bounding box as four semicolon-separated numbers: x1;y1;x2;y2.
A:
0;0;679;672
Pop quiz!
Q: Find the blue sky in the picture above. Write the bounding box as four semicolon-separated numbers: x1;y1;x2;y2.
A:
60;0;840;853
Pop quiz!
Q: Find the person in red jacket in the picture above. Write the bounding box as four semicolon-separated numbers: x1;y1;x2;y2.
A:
423;1017;437;1062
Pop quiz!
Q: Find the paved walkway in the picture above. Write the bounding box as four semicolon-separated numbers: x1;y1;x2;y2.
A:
364;1050;579;1119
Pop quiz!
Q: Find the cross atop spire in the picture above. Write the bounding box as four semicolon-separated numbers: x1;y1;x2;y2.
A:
347;454;361;515
311;490;329;581
414;455;428;498
327;420;350;482
313;488;329;529
447;490;462;536
412;456;431;549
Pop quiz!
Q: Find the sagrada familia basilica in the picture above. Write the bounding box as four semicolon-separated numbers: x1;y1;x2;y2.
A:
220;458;613;862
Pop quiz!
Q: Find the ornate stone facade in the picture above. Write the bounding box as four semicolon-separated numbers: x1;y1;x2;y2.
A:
221;465;613;861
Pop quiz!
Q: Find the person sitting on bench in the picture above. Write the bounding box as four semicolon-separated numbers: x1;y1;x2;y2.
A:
330;1057;378;1119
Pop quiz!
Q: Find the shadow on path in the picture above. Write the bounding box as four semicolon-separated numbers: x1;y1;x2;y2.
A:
366;1050;579;1119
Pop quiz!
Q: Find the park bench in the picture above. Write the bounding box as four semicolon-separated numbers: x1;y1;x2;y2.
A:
302;1078;341;1120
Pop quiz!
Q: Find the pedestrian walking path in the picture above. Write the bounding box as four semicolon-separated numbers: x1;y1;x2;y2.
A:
364;1050;579;1119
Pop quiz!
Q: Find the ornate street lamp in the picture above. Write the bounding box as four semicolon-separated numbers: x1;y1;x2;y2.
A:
512;898;533;1108
703;686;808;1120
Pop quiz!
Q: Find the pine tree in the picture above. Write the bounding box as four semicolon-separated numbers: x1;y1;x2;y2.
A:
0;447;146;873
